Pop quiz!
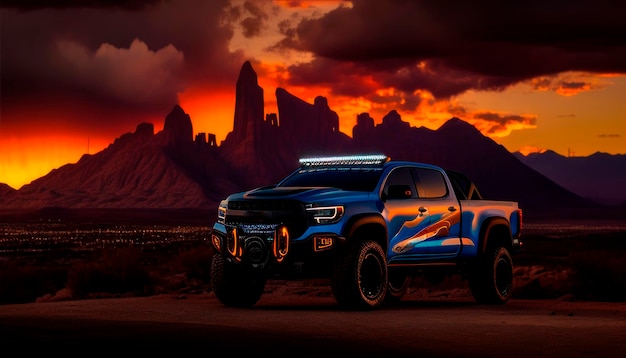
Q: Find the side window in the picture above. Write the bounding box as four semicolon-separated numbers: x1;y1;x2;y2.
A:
383;167;417;199
413;168;448;198
446;170;483;200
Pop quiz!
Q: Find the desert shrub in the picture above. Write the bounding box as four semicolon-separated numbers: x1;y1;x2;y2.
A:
66;247;154;299
569;249;626;302
513;265;574;299
169;245;214;281
0;261;67;304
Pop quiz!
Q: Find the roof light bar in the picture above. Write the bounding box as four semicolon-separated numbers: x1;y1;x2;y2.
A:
299;154;390;167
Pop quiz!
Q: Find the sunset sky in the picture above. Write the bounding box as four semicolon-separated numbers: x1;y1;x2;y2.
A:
1;0;625;190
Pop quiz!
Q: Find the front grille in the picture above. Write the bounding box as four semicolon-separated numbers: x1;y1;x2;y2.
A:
225;200;308;239
235;223;279;235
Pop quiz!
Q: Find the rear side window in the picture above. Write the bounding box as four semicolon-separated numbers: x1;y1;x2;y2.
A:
445;170;483;200
413;168;448;198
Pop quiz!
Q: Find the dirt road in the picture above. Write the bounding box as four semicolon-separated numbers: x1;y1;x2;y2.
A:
1;286;625;357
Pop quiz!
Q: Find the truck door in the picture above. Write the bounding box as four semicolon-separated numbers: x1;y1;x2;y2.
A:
410;167;462;256
383;167;432;260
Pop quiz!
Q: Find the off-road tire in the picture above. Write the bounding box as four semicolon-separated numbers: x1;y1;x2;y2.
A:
211;253;266;307
385;267;411;303
468;246;513;304
332;240;388;310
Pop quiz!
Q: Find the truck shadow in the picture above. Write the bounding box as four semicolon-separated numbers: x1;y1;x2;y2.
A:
252;297;479;311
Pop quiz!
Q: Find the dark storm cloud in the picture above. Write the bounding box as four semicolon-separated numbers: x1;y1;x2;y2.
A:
222;1;271;38
286;58;378;97
286;56;513;109
448;104;537;134
274;0;626;100
240;1;269;38
474;112;537;135
0;0;166;11
0;0;246;129
561;81;587;90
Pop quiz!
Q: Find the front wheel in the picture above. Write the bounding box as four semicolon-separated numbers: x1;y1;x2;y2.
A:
211;253;266;307
468;246;513;304
332;240;388;310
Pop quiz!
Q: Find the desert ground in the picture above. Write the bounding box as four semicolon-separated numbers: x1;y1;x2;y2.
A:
1;283;625;356
1;210;625;356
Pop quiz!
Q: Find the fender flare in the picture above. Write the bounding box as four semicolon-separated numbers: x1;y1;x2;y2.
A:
478;217;512;254
342;214;388;250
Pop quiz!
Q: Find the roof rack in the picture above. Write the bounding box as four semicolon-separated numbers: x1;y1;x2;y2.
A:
299;154;390;167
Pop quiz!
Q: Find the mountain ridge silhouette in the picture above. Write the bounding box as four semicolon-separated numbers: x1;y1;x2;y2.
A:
515;150;626;206
1;61;598;219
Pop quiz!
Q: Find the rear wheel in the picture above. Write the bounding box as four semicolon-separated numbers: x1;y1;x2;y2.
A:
332;240;388;310
211;253;266;307
468;246;513;304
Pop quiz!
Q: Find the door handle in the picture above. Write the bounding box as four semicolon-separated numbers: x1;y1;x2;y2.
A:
448;206;457;212
418;207;427;213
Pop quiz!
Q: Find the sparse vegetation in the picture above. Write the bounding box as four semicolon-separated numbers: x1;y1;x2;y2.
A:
1;222;625;305
0;243;214;304
66;247;154;299
0;261;67;305
569;248;626;302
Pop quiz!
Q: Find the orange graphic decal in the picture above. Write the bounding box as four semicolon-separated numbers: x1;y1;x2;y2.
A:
392;210;461;253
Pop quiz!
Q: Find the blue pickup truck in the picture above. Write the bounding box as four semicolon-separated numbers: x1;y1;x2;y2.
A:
210;154;522;310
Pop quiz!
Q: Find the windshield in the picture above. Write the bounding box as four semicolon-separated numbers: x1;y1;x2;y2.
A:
278;168;383;192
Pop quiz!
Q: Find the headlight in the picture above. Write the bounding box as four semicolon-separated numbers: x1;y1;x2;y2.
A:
306;205;344;224
217;200;227;224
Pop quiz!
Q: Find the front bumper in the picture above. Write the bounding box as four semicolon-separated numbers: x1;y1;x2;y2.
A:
211;222;344;271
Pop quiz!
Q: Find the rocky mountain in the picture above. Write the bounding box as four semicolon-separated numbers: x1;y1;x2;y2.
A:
0;61;595;217
0;183;16;198
1;107;242;209
218;61;353;189
515;150;626;206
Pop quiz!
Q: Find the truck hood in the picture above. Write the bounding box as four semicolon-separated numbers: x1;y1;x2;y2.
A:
228;186;369;202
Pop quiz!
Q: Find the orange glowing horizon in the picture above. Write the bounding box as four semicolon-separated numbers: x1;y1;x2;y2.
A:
2;69;625;190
